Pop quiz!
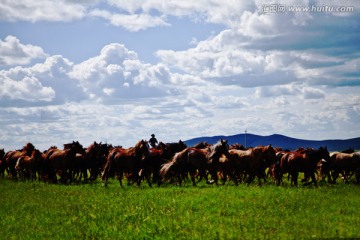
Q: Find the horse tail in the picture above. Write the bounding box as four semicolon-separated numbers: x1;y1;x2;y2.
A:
101;151;115;186
160;160;176;180
159;150;185;179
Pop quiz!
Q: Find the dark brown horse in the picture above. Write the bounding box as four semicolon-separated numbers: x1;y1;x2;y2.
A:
160;140;188;160
160;139;229;186
143;140;187;186
329;151;360;183
0;148;5;178
15;149;43;181
5;143;35;180
228;145;277;185
140;146;164;187
279;147;330;187
85;141;111;181
101;140;150;187
44;141;84;183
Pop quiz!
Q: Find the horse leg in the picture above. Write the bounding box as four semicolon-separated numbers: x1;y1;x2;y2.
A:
246;173;255;186
311;172;318;187
103;175;108;187
210;169;219;186
257;172;264;186
118;171;124;187
331;171;338;183
275;170;283;186
189;169;197;186
291;172;299;187
145;170;152;187
303;172;317;187
229;171;238;186
177;174;182;186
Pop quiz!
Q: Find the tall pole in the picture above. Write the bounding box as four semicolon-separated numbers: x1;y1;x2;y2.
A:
245;128;247;148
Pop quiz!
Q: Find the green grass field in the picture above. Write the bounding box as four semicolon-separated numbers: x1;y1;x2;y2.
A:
0;178;359;239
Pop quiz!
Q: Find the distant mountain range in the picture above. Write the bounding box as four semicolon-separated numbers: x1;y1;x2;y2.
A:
184;133;360;151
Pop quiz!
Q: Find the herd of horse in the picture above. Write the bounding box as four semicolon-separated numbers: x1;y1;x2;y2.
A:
0;139;359;187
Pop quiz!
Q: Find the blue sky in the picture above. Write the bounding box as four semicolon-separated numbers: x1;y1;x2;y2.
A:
0;0;360;150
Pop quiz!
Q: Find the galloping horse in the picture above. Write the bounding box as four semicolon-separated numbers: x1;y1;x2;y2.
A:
5;143;35;180
101;140;150;187
279;147;330;187
141;145;164;187
142;140;187;186
329;152;360;183
161;140;188;160
15;149;43;181
228;145;277;185
160;139;229;186
85;142;111;181
44;141;84;183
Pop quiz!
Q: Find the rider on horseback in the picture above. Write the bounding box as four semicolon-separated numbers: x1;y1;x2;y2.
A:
149;134;158;148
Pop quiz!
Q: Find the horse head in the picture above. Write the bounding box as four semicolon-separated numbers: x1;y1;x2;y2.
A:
135;140;150;158
317;146;331;162
23;142;35;155
265;144;278;165
178;140;187;149
209;139;230;161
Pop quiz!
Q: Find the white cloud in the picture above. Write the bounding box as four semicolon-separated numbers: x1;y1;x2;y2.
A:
0;55;85;105
0;75;55;102
106;0;255;27
0;35;48;66
0;0;90;22
70;43;176;102
90;9;170;31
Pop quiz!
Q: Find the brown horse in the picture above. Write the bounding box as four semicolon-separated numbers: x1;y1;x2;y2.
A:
228;145;277;185
329;152;360;183
141;145;164;187
101;140;150;187
160;139;229;186
85;141;111;181
5;143;35;180
0;148;5;178
279;147;330;187
44;141;84;183
159;140;188;160
144;140;188;186
15;149;43;181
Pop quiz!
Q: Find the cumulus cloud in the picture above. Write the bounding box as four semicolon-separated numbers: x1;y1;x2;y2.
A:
70;43;177;102
0;55;85;105
156;4;360;88
0;75;55;102
0;35;48;66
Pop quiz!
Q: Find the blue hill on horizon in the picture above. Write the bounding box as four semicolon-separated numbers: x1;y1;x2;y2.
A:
184;133;360;151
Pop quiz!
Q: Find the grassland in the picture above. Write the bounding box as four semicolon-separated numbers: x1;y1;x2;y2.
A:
0;178;359;239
